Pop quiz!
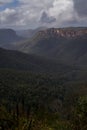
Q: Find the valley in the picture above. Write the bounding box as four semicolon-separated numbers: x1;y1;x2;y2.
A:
0;27;87;130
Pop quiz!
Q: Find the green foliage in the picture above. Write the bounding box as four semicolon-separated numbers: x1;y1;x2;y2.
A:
0;104;72;130
73;96;87;130
0;69;87;130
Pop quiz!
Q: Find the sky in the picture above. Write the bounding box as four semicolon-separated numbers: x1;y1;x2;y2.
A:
0;0;87;29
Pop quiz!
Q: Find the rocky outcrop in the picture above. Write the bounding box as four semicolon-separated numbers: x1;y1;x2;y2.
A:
0;29;24;47
38;28;87;38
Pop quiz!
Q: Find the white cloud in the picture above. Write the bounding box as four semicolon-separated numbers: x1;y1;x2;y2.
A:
0;8;16;23
0;0;87;29
18;0;77;27
47;0;75;26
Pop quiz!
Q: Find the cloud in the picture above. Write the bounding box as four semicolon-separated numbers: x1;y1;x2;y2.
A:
0;0;12;5
18;0;76;27
0;5;41;28
0;2;3;5
0;0;54;28
73;0;87;17
48;0;76;26
40;11;56;23
0;0;87;29
72;0;87;26
0;8;18;24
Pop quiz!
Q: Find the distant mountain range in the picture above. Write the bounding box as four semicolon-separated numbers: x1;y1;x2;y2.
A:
0;47;71;74
0;27;87;128
16;27;47;38
0;29;25;48
14;27;87;67
0;27;87;67
0;27;87;108
1;46;87;83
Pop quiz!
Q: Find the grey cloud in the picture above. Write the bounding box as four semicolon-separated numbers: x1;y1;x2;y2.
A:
40;11;56;23
0;0;12;5
0;2;7;6
0;8;19;25
4;14;18;25
73;0;87;16
0;2;3;5
0;0;87;29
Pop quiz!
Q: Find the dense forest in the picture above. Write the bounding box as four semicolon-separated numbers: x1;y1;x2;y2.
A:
0;28;87;130
0;69;87;130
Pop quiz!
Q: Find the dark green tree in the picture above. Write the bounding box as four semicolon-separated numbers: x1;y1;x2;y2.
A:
73;96;87;130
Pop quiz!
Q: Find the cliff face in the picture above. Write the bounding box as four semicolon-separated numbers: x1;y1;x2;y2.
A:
15;27;87;66
0;29;24;48
0;29;20;40
38;28;87;38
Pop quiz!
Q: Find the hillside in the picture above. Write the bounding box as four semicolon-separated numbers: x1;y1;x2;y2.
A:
0;47;71;74
15;27;87;66
16;27;47;38
0;47;87;84
0;29;25;48
0;28;87;130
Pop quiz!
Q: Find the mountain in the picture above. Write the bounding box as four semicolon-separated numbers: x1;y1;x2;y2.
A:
15;27;87;66
0;29;25;48
1;27;87;82
0;47;71;74
16;27;47;38
0;28;87;130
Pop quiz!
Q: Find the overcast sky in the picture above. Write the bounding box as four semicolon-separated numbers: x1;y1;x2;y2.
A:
0;0;87;29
